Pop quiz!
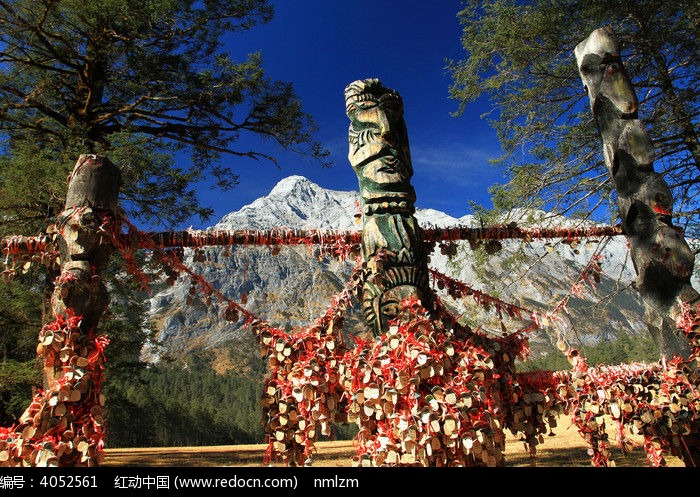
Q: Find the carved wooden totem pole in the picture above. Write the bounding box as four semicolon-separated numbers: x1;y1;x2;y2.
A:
344;78;434;335
575;28;699;360
2;155;121;466
343;80;510;467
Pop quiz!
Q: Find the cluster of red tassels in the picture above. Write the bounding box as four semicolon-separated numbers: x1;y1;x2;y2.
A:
0;310;109;466
4;214;700;467
109;219;700;467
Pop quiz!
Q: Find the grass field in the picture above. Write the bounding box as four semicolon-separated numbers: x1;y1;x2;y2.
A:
102;419;684;467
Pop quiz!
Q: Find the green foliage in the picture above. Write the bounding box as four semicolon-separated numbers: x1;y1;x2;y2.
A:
449;0;699;234
580;328;659;367
102;327;657;448
0;277;43;355
0;275;44;425
103;346;359;447
517;349;571;372
0;0;330;437
104;352;264;447
0;0;329;229
0;359;41;425
101;253;159;378
0;141;76;235
517;327;659;372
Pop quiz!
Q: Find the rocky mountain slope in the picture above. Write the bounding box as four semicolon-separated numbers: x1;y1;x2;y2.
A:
144;175;650;370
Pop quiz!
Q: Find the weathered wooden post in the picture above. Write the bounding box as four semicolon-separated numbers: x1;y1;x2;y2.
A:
1;154;120;466
575;27;699;359
344;78;434;335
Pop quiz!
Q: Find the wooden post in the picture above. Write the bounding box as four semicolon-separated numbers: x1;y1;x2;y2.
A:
344;78;434;336
575;27;699;360
0;154;121;467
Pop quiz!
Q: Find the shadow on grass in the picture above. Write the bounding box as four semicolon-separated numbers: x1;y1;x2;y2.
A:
104;434;683;467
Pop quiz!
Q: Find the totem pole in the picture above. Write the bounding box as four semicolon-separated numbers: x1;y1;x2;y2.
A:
344;78;434;335
341;79;516;468
2;155;121;466
575;27;699;359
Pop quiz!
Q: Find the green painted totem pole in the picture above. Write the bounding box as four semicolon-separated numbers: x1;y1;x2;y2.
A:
344;78;434;336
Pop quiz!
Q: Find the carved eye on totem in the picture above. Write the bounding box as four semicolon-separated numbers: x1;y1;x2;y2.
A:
598;53;625;77
377;93;402;113
347;95;403;155
346;92;402;117
354;99;379;111
578;53;603;77
348;127;378;154
380;298;401;320
346;93;379;114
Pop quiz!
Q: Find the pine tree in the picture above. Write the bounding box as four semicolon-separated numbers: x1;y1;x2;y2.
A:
0;0;328;437
448;0;699;234
0;0;329;230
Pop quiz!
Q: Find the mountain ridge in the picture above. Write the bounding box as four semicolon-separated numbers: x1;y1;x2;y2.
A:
144;175;648;367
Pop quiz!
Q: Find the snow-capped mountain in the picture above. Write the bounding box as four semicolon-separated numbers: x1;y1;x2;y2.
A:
145;175;649;367
215;175;361;231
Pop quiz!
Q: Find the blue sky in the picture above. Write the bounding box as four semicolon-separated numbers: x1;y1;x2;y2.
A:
188;1;506;229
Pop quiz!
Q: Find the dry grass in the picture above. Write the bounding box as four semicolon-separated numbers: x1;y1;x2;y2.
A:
102;419;685;467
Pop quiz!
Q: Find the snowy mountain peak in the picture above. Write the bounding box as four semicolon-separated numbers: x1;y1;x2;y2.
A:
149;174;647;363
268;175;321;197
214;175;478;232
214;175;360;231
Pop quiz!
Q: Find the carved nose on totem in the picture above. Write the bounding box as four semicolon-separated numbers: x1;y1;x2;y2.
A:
380;127;399;149
377;112;394;143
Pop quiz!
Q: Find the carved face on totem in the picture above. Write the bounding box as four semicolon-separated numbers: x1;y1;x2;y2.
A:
59;207;101;260
345;79;431;336
575;28;653;196
362;266;428;336
344;78;416;212
575;27;638;117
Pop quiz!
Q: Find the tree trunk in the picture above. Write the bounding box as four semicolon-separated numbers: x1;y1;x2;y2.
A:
575;27;697;360
7;154;122;467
